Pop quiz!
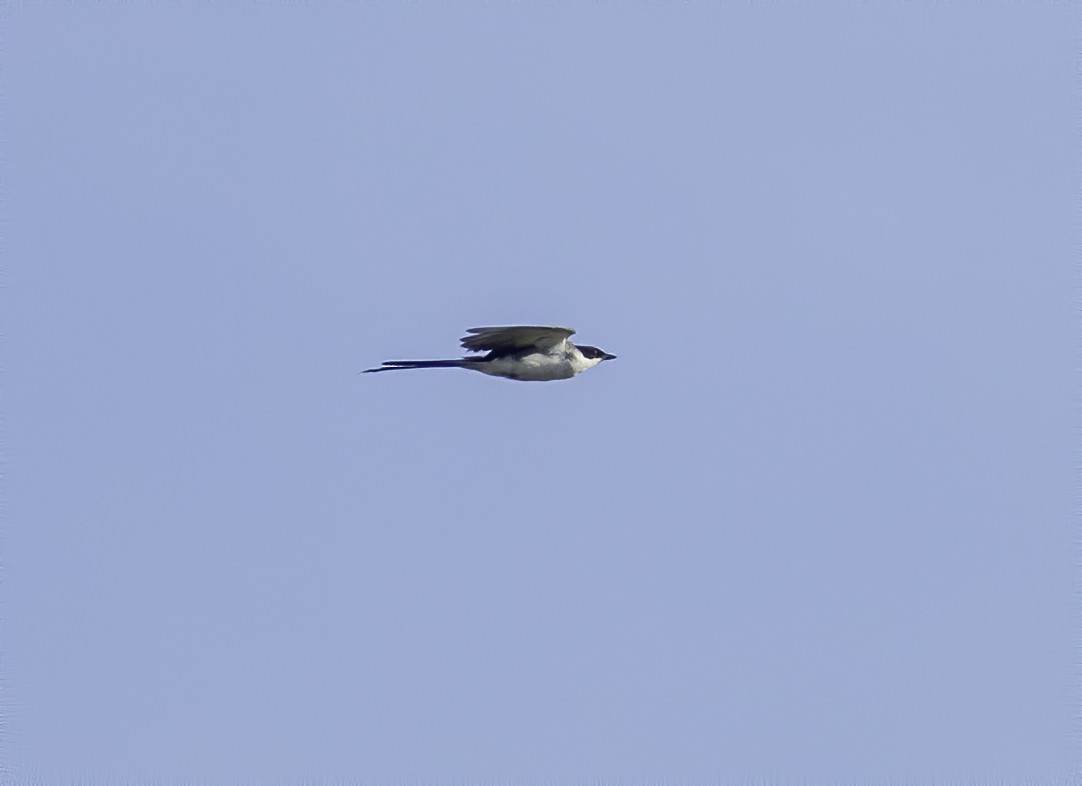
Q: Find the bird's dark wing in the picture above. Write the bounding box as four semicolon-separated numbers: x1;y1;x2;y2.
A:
460;326;575;353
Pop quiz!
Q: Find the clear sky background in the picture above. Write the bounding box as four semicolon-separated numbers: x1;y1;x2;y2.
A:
5;3;1078;784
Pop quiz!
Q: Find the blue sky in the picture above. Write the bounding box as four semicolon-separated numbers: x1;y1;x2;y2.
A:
7;3;1077;783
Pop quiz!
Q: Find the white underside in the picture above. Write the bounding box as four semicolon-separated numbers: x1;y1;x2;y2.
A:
468;343;602;382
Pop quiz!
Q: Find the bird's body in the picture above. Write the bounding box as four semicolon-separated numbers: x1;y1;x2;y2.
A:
364;326;616;382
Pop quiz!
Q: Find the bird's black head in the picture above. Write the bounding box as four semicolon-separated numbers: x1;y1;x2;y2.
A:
578;345;617;362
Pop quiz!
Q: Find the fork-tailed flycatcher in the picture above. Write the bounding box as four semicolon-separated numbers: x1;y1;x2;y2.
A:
364;326;616;382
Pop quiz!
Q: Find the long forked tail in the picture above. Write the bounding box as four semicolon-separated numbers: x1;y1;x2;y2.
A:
363;359;468;374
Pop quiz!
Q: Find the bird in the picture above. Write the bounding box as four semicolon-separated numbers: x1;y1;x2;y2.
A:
364;325;616;382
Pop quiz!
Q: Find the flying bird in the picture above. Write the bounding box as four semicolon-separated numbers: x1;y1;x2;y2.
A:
364;325;616;382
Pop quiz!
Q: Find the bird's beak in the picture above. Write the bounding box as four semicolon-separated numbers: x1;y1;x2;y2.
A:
602;353;617;361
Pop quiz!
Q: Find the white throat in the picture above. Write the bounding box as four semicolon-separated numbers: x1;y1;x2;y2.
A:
568;346;603;374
